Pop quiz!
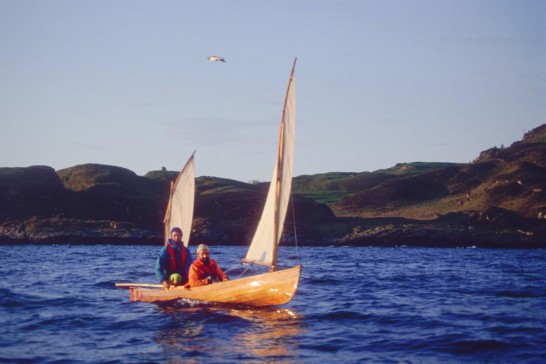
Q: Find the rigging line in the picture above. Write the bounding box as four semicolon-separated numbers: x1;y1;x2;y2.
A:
238;265;253;279
224;263;254;279
224;264;241;274
290;190;300;266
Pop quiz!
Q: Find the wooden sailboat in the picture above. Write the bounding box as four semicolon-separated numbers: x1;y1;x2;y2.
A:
129;59;301;307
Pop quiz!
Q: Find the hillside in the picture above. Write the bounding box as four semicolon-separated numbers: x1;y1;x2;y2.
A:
0;124;545;247
0;165;333;244
295;125;546;222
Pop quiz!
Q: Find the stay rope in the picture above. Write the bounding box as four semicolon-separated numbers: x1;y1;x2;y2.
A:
290;190;300;266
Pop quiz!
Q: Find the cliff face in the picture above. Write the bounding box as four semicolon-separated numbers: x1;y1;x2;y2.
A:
1;124;545;247
0;166;66;220
0;165;333;245
0;164;166;243
322;124;546;221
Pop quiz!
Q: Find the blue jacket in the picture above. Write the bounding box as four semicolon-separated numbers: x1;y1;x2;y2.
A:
155;239;192;284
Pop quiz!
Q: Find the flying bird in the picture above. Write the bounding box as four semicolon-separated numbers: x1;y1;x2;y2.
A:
208;56;226;63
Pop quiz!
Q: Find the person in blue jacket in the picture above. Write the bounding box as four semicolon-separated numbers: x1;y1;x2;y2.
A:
155;227;192;288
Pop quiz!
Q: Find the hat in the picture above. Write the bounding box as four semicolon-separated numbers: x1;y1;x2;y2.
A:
170;227;182;235
197;244;210;254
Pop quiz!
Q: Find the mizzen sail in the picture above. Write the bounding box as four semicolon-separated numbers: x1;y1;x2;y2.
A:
164;151;196;246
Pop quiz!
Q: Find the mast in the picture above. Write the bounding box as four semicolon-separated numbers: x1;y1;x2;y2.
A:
271;58;297;271
163;180;175;245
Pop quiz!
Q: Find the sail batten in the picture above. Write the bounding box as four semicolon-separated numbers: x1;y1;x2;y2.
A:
245;59;296;267
164;151;196;246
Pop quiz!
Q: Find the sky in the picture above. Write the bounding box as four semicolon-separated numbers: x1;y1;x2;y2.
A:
1;0;544;183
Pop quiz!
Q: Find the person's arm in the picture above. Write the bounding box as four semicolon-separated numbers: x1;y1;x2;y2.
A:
189;264;214;287
155;248;169;287
213;261;228;281
188;264;203;287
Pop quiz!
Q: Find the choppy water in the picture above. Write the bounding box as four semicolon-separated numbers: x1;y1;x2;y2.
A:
0;245;545;363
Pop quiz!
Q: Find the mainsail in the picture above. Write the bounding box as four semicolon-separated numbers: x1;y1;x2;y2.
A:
163;151;196;246
244;59;296;269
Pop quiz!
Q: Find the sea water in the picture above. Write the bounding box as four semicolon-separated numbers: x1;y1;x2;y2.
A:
0;245;544;363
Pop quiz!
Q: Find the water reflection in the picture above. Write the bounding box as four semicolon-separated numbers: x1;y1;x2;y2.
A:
154;302;303;362
228;307;302;359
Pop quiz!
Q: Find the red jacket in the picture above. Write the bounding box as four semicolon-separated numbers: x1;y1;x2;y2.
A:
188;258;228;287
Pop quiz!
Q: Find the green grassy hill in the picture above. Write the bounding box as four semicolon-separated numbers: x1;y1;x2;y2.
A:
294;125;546;221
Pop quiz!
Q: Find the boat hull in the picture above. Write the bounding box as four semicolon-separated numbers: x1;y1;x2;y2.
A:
130;265;301;307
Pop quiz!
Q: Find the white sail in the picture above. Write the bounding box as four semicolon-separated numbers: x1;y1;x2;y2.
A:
164;151;196;247
245;60;296;267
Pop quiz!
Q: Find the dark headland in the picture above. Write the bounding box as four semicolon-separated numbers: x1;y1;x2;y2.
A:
1;124;545;248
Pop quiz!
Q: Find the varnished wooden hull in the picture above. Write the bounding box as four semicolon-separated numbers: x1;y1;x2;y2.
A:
129;265;301;307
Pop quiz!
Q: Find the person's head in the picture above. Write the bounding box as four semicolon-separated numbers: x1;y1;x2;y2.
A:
197;244;210;264
170;227;183;243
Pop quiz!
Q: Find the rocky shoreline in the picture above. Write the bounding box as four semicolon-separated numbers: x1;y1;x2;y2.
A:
1;214;544;249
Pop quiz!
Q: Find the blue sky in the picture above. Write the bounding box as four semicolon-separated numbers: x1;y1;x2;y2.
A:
1;0;544;182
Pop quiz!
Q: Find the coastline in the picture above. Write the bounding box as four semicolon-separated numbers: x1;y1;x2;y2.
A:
1;216;544;248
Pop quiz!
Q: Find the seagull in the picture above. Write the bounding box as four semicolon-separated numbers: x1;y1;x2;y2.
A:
208;56;226;63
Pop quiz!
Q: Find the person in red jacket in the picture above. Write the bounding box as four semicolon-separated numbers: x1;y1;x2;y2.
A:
188;244;228;287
